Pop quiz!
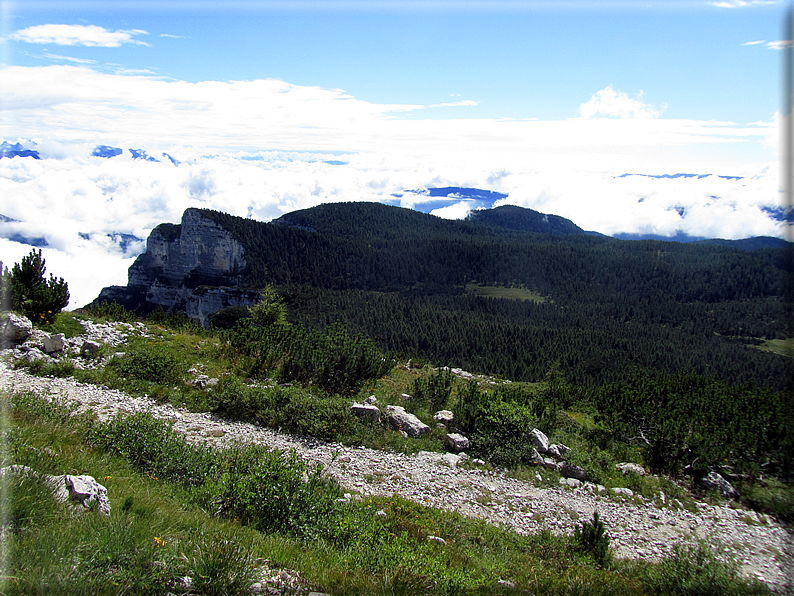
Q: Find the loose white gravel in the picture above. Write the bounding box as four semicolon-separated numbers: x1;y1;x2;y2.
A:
1;327;792;592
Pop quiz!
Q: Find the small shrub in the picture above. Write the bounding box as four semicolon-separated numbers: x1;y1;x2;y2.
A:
83;300;138;323
207;444;345;541
224;320;390;396
249;286;287;327
574;511;611;568
90;413;216;487
207;305;251;330
456;382;541;467
639;542;769;595
413;368;453;412
184;532;258;596
107;342;183;385
209;377;358;440
741;481;794;522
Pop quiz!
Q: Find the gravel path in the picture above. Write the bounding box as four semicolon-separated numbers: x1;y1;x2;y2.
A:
2;366;792;592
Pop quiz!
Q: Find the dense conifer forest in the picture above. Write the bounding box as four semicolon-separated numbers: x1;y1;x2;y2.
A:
198;203;791;391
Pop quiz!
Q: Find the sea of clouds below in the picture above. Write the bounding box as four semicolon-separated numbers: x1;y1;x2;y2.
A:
0;142;785;310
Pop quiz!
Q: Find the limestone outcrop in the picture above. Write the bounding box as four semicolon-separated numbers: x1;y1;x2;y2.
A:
92;208;261;326
0;465;110;515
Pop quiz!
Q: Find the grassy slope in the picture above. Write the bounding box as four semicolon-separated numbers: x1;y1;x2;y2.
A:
2;388;770;596
0;311;782;594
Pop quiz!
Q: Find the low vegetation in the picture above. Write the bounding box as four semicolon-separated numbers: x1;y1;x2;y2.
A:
1;389;772;595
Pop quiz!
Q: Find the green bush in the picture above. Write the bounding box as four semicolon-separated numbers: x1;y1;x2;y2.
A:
637;542;769;595
224;320;391;396
209;376;358;441
573;511;611;568
0;260;11;311
83;300;138;323
90;413;216;488
206;305;251;329
184;532;258;596
107;342;183;386
249;285;287;327
413;368;453;412
206;444;346;542
455;381;541;467
741;481;794;522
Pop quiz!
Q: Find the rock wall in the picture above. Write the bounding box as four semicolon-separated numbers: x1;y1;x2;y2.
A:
92;208;261;326
128;208;246;287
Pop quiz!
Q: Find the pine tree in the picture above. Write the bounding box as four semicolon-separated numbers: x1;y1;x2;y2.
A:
9;250;69;325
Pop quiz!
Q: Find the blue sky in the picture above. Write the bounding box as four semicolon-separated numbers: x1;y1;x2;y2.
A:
0;0;791;307
3;1;785;125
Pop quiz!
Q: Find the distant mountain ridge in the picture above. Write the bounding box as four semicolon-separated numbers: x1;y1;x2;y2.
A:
273;201;586;237
0;141;40;160
465;204;586;235
92;202;790;389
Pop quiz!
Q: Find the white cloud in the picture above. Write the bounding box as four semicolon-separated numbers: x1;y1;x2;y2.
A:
159;33;184;38
768;40;794;50
742;40;766;45
8;24;149;47
579;86;661;119
430;100;479;108
708;0;780;7
494;166;781;239
40;51;97;64
0;66;771;170
430;201;473;219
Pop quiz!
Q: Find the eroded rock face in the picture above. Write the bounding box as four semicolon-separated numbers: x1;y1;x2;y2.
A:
128;209;246;287
93;209;261;326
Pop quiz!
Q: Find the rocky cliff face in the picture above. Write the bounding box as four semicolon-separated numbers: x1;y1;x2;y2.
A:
93;208;260;326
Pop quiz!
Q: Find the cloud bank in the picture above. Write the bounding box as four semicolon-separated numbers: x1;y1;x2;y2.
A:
0;65;781;309
0;145;782;309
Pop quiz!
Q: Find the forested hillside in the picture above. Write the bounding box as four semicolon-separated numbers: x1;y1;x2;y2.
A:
199;204;791;389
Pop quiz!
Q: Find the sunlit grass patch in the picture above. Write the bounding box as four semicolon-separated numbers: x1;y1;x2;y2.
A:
465;283;548;303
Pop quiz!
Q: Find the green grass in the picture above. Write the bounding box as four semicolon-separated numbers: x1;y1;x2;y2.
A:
465;283;548;303
38;311;86;338
754;338;794;358
1;389;772;595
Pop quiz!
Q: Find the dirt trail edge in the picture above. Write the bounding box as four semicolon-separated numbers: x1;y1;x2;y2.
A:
1;364;791;592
